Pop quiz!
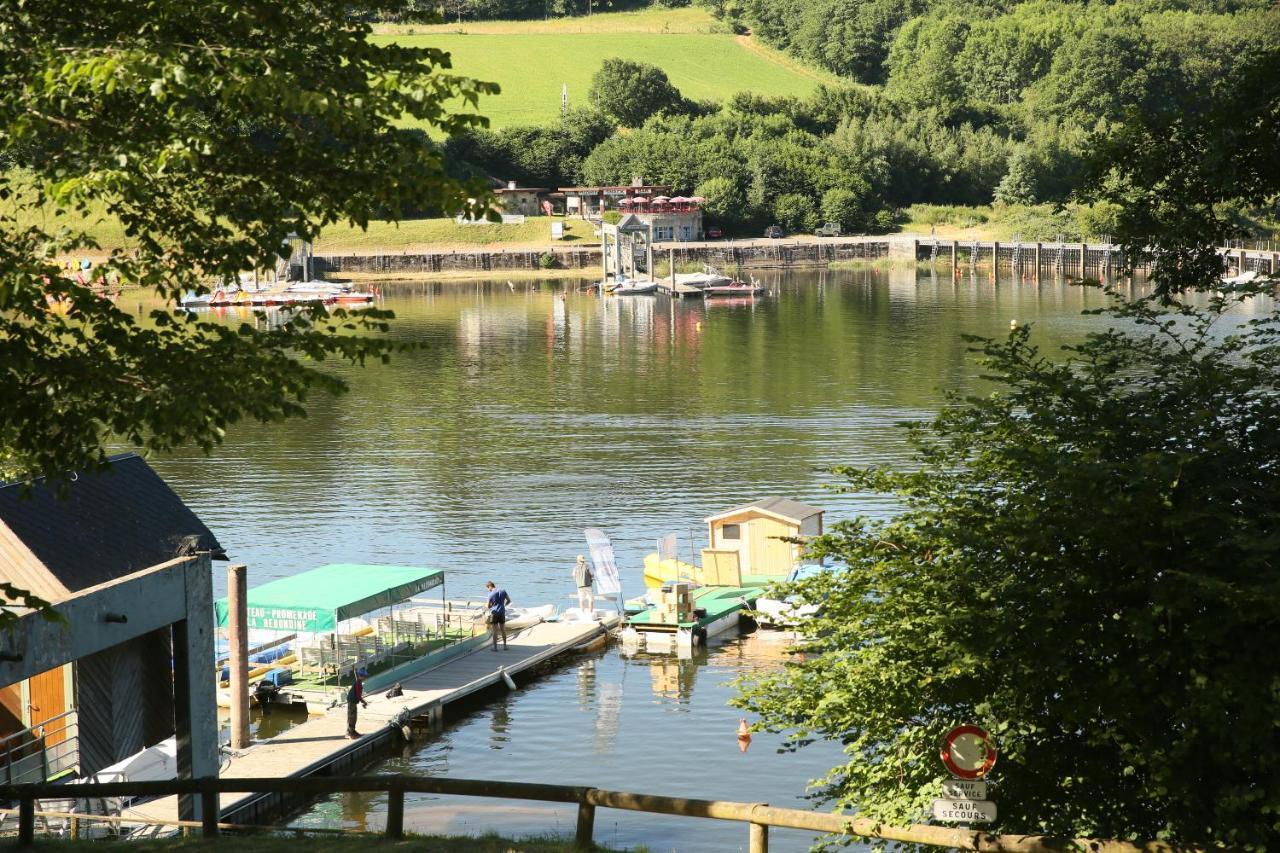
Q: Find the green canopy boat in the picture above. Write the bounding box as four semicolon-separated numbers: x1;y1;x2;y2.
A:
214;563;445;633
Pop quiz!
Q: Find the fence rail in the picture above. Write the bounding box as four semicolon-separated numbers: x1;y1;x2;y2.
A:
0;775;1198;852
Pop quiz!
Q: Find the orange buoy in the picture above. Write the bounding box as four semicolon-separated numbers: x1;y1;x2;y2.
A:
737;719;752;753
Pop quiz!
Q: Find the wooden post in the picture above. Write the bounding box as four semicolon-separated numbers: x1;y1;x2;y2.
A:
1079;244;1086;277
950;241;958;275
670;247;676;290
1035;242;1042;273
991;241;999;279
201;789;219;837
228;564;250;751
18;797;33;845
70;815;79;840
575;800;596;850
386;788;405;839
750;821;769;853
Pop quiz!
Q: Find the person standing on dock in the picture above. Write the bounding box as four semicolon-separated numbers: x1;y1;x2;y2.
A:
485;580;512;650
573;554;594;614
346;668;368;739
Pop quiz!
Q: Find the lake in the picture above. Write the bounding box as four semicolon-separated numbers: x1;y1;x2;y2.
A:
151;265;1123;850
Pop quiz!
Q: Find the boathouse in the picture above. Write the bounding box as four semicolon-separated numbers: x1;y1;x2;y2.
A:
701;497;824;584
0;453;222;797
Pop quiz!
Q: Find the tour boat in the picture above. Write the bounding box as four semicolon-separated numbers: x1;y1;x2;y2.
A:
621;584;758;653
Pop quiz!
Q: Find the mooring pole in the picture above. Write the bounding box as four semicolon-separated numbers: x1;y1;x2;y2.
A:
228;563;250;751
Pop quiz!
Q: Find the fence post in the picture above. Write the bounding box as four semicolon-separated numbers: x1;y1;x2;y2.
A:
749;821;769;853
201;788;219;837
575;794;596;851
18;796;34;845
70;815;80;840
386;788;405;839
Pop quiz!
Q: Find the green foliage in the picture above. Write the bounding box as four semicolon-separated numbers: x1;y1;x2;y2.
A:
537;251;560;268
589;58;685;126
773;193;819;232
820;188;866;232
737;288;1280;847
0;3;494;484
993;150;1038;205
1090;44;1280;295
446;107;615;187
694;176;745;222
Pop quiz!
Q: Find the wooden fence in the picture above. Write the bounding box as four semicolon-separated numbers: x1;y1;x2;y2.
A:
0;776;1196;853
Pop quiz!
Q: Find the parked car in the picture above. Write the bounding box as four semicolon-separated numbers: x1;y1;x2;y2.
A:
705;226;723;239
764;225;785;239
815;221;842;237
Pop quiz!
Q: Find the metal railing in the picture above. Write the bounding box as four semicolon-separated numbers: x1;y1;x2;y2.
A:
0;775;1198;853
0;710;78;785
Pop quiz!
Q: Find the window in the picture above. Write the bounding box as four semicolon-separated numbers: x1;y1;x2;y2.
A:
721;523;741;540
655;226;674;241
680;225;692;240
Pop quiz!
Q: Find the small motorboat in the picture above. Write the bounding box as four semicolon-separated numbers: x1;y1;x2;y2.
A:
674;270;732;289
611;280;658;295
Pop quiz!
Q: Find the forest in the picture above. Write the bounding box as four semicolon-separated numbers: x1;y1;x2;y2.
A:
440;0;1278;235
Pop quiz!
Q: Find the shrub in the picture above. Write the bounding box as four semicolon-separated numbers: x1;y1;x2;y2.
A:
538;251;559;269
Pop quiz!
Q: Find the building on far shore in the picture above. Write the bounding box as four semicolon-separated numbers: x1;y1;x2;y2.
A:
492;180;552;217
619;194;704;243
560;179;673;221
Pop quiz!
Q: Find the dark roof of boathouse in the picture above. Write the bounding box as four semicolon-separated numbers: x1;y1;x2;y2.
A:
0;453;225;601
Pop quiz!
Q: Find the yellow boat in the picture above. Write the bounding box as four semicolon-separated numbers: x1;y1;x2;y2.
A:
642;553;703;588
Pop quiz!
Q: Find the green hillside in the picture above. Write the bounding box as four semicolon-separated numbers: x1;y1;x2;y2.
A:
374;9;834;129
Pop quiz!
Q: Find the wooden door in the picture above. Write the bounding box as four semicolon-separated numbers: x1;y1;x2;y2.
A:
27;666;66;744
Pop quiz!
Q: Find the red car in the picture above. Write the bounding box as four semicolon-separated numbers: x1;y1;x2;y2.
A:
705;226;723;239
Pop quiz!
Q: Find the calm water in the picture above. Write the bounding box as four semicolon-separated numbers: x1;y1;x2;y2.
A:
150;266;1138;850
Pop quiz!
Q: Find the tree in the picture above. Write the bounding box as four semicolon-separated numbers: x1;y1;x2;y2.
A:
737;288;1280;846
993;149;1038;205
820;187;867;232
0;2;495;602
772;193;818;232
1091;45;1280;295
694;176;746;225
588;58;683;127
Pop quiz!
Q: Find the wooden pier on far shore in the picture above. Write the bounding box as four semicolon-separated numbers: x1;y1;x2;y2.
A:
122;615;620;830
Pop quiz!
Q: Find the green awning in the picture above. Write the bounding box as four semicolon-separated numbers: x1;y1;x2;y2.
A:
214;563;444;633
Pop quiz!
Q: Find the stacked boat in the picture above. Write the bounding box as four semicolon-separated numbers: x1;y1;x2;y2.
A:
178;279;376;310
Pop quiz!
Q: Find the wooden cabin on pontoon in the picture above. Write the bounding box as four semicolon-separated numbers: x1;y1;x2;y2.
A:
700;497;824;586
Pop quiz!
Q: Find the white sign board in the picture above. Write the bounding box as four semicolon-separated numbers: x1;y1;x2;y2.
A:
932;799;997;823
551;221;565;240
584;528;622;596
940;780;987;800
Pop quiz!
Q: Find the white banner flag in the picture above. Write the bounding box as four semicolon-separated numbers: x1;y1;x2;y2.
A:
584;528;621;597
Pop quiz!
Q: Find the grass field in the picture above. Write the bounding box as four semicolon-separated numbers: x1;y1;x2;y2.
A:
314;216;598;253
374;8;836;129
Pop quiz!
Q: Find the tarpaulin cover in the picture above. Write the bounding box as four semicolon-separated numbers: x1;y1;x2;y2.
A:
214;563;444;633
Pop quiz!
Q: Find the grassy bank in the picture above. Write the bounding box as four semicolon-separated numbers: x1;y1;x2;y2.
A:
902;202;1280;242
23;835;623;852
373;9;835;129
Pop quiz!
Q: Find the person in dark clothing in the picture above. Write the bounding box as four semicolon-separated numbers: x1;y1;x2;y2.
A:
485;580;512;651
346;669;368;739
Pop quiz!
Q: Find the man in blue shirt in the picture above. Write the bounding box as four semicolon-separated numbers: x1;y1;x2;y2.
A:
485;580;512;651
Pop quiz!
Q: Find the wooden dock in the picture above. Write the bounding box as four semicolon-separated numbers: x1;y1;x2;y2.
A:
122;616;619;828
655;278;704;298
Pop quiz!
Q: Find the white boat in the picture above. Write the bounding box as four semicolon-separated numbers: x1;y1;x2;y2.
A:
611;280;658;295
755;564;835;628
504;603;557;630
674;271;732;289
